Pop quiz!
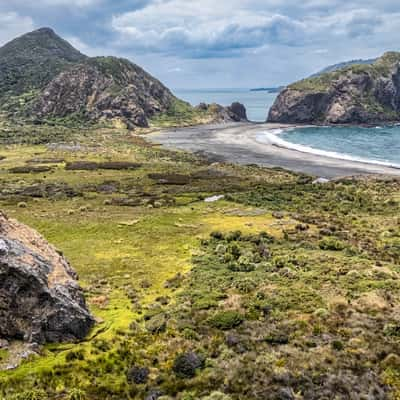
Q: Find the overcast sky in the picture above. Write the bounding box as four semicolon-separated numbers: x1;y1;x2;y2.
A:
0;0;399;88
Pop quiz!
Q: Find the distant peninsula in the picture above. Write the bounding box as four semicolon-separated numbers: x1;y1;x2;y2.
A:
250;86;284;93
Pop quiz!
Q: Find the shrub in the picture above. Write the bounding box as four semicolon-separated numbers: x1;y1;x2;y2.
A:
145;313;167;333
68;388;86;400
228;262;255;272
173;352;205;378
331;340;344;351
127;365;150;384
65;349;85;362
319;237;345;251
210;231;224;240
208;311;244;330
7;390;47;400
234;278;257;293
226;231;242;242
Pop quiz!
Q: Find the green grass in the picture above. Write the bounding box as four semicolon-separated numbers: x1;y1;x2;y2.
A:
0;126;400;399
150;99;214;128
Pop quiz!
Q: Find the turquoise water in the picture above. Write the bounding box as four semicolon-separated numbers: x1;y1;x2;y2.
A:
261;125;400;167
173;88;277;122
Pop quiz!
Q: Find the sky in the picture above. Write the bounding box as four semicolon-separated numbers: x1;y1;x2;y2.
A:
0;0;399;89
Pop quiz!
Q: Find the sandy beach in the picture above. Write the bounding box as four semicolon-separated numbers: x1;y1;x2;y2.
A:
148;122;400;178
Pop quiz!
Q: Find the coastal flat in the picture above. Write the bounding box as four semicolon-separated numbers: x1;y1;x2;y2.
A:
148;123;400;178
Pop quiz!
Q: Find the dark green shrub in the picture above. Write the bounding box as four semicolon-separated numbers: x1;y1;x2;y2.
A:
173;352;205;378
319;237;345;251
210;231;224;240
127;365;150;384
208;311;244;330
65;349;85;362
331;340;344;351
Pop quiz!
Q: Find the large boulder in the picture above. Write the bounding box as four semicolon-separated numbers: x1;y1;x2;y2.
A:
0;211;94;344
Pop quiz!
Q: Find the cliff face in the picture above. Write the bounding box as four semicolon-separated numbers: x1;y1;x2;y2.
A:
268;52;400;124
34;58;175;128
0;212;94;344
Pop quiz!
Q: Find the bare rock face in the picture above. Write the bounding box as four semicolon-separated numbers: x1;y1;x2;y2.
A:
196;102;248;123
227;102;248;121
268;52;400;124
0;212;94;344
34;57;175;128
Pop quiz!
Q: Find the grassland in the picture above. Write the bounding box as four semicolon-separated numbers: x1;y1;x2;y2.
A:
0;122;400;399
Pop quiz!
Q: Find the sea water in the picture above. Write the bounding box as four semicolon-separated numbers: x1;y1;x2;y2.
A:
258;125;400;168
173;88;277;122
174;88;400;168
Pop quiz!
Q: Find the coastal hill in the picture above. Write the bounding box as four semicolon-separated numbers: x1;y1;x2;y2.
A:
0;28;247;129
309;58;376;78
268;51;400;124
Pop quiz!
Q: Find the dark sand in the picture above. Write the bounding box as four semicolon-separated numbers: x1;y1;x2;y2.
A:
148;122;400;178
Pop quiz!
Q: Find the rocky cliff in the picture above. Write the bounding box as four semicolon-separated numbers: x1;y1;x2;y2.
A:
0;211;94;344
34;57;175;128
268;52;400;124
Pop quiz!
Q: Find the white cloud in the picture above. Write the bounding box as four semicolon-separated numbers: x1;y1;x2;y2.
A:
10;0;101;7
0;12;35;45
111;0;394;58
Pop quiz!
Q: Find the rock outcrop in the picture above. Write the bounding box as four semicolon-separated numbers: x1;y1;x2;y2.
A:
195;102;248;123
34;57;175;128
0;211;94;344
268;52;400;124
227;102;248;121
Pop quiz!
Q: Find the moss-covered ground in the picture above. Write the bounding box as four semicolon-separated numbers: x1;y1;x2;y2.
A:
0;124;400;399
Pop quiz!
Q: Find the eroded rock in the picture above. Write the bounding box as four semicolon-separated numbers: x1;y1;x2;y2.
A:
0;211;94;344
268;52;400;124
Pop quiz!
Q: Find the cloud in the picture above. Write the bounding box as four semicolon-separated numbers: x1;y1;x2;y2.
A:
0;12;35;45
111;0;394;59
111;1;309;58
0;0;400;88
5;0;102;8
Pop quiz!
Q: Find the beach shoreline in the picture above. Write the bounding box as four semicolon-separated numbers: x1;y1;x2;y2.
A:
147;122;400;178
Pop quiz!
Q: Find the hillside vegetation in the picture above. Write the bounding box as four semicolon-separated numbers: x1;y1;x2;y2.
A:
0;123;399;399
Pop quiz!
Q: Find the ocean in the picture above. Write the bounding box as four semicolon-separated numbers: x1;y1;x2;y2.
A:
173;88;400;167
258;125;400;168
173;88;277;122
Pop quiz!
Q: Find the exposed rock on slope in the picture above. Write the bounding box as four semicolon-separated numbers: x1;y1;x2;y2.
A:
34;57;175;127
0;211;94;344
268;52;400;124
